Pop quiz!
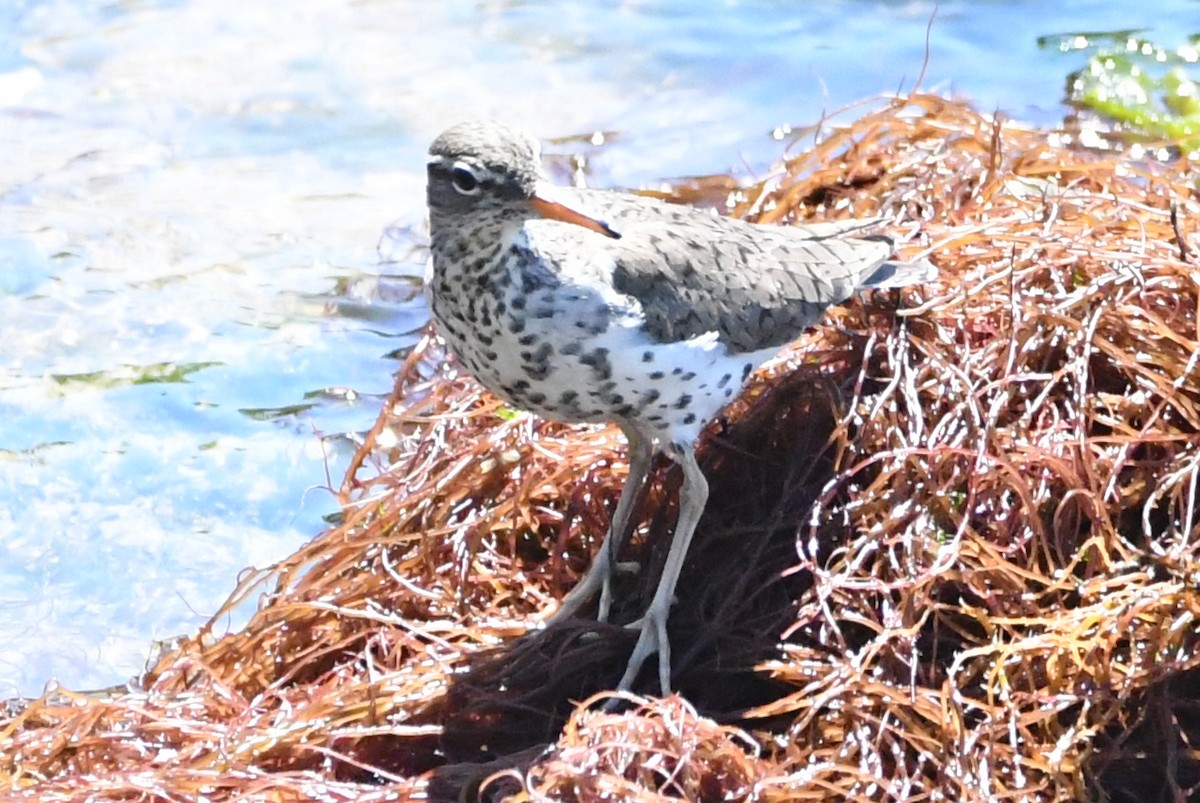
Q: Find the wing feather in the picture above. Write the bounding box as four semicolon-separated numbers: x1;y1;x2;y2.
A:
530;188;928;353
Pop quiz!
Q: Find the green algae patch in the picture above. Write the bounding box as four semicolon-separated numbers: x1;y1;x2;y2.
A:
1046;30;1200;151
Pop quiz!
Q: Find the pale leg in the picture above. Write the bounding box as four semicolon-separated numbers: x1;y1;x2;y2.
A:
547;424;654;624
615;445;708;695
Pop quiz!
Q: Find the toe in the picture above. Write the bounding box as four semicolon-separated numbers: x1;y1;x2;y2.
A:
615;609;673;695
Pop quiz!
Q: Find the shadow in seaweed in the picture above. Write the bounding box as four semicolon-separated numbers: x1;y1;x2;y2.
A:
1092;666;1200;803
424;364;853;799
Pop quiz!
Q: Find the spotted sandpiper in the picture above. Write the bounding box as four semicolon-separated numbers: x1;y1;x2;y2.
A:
425;119;934;696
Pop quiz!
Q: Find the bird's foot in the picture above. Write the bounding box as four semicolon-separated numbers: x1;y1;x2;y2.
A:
545;570;603;626
545;550;613;625
596;560;641;622
547;558;642;626
613;602;671;698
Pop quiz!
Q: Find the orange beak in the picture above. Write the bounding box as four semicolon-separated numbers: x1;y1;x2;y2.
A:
530;191;621;239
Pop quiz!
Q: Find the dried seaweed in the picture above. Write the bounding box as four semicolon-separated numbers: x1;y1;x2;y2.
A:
3;94;1199;802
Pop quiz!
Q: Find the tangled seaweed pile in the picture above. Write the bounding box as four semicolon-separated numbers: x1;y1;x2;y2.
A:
3;94;1199;801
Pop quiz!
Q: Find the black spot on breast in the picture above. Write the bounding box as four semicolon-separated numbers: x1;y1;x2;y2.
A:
718;373;732;389
649;371;664;380
579;348;612;381
742;363;753;380
642;351;654;363
518;333;538;346
528;391;547;405
682;371;696;381
560;390;579;405
683;413;696;425
675;394;692;409
519;275;538;294
643;389;661;404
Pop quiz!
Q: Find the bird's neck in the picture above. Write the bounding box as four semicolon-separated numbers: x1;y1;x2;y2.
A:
430;214;524;282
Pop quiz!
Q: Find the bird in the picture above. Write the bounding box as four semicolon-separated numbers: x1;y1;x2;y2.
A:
424;119;934;697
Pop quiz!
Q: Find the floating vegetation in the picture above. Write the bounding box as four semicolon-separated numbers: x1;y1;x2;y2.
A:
2;94;1199;801
49;361;223;392
1045;30;1200;153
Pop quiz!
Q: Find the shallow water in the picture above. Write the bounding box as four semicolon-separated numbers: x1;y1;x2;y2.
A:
0;0;1192;696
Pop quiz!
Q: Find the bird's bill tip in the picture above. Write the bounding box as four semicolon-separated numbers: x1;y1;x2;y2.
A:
530;191;621;239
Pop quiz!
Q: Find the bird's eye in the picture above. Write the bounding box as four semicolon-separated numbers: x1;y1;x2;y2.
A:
451;166;480;195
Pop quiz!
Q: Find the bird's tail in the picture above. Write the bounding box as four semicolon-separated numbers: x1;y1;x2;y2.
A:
861;258;937;289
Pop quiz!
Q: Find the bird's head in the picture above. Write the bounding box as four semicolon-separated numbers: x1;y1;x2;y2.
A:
426;119;620;239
